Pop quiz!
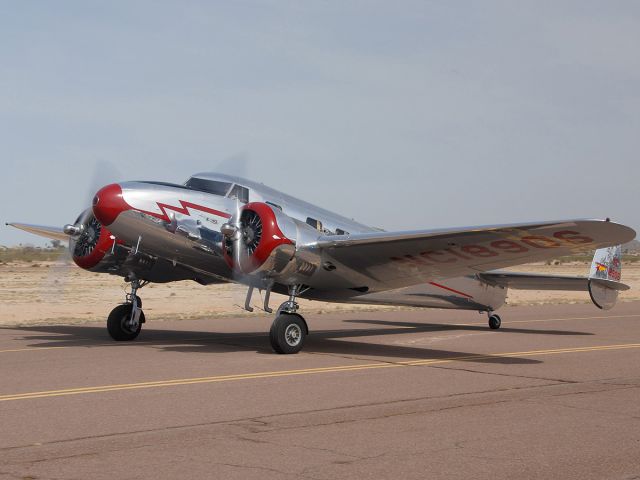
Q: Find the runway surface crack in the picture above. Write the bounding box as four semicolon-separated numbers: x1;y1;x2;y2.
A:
427;363;578;384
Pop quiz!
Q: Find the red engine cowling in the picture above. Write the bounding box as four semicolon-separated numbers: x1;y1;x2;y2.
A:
223;202;296;275
69;210;116;270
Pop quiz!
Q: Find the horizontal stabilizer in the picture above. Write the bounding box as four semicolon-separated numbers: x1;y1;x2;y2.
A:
479;244;630;310
589;277;629;292
478;272;630;292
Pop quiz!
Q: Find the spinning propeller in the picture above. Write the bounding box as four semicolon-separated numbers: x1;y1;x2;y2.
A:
39;161;122;299
222;197;263;277
65;165;118;266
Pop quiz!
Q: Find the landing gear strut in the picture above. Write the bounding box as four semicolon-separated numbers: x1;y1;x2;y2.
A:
269;285;309;354
107;279;147;341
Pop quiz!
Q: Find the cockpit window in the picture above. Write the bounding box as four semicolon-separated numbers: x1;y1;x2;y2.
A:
227;184;249;203
184;178;233;196
306;217;323;231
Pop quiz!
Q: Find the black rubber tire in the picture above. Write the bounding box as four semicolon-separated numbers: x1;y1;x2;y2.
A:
488;314;502;330
269;314;306;354
107;304;143;341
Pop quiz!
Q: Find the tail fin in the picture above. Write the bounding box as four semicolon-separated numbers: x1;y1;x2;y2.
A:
588;246;627;310
590;245;622;282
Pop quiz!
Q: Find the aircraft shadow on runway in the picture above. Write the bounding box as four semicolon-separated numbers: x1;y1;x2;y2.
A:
343;319;590;336
2;317;593;364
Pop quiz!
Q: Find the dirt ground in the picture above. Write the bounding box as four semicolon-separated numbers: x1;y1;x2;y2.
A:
1;262;638;326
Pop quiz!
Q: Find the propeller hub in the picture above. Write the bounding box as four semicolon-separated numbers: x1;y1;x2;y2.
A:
220;223;237;236
63;224;82;236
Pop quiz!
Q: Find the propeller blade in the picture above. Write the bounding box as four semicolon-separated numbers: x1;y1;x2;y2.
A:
232;196;246;280
27;161;122;304
66;161;123;236
87;160;122;205
216;153;249;179
72;208;94;236
39;246;74;303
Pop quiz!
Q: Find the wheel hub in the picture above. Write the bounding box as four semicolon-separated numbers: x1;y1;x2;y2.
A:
122;310;139;332
284;324;302;346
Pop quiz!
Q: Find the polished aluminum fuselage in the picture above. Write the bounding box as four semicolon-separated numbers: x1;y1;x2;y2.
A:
105;173;507;312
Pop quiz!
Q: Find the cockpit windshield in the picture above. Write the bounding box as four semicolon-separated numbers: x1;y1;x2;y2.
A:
228;184;249;203
184;177;233;196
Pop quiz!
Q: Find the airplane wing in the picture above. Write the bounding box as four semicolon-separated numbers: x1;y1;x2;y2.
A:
314;219;635;290
6;222;69;242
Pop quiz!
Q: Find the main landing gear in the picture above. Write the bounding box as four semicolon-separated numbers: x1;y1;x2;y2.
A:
269;285;309;354
243;283;309;354
107;279;147;341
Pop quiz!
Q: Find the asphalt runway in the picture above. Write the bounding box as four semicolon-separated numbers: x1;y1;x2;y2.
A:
1;302;640;479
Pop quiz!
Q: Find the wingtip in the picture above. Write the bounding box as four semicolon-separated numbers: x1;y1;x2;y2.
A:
596;218;636;242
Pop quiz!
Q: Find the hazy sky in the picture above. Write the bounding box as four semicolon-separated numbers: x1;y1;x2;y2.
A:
2;1;639;246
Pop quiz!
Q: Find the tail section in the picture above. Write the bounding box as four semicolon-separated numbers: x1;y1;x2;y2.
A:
588;246;627;310
589;245;622;282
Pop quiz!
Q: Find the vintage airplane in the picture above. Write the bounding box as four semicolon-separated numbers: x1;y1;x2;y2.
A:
8;173;636;354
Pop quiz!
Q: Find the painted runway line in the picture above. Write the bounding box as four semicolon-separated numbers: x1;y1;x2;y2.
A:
2;342;639;402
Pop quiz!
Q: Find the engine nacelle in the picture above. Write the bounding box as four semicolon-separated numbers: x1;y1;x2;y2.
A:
68;209;117;270
223;202;321;278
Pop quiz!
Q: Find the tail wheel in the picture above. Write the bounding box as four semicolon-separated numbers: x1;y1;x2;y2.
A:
107;304;143;341
270;314;307;354
488;314;502;330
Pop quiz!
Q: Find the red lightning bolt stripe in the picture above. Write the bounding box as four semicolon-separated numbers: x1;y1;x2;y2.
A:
137;201;232;222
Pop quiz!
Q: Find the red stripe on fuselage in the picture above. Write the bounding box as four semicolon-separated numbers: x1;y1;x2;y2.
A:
137;200;231;222
428;281;474;299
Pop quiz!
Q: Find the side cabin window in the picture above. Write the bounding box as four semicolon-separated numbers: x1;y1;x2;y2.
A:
335;228;349;235
228;184;249;203
306;217;323;231
184;178;233;196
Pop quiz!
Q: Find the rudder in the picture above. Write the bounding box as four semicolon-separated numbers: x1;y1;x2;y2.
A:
588;246;626;310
